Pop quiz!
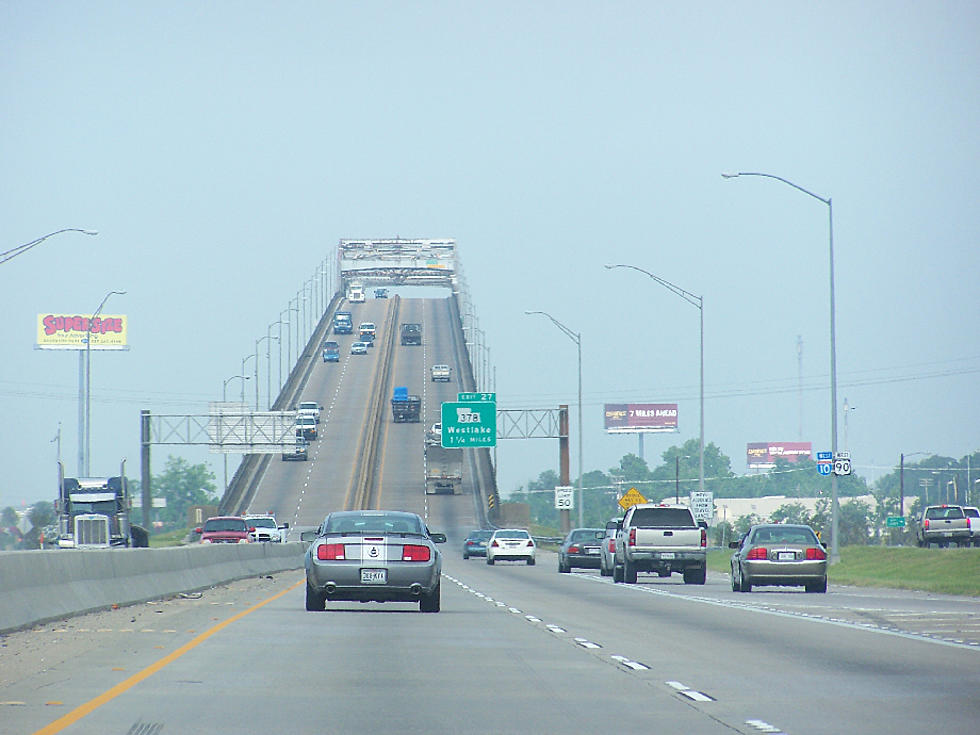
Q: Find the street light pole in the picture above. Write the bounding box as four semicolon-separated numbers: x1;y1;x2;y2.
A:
222;374;250;491
265;324;282;409
255;335;275;410
0;228;97;266
722;170;840;563
525;310;584;527
605;264;704;495
84;289;126;475
241;354;256;404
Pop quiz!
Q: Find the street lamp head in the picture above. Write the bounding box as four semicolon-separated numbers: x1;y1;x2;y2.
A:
720;172;740;179
81;230;99;236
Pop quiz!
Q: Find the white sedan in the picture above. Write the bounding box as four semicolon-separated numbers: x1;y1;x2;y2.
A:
486;529;536;565
350;341;368;355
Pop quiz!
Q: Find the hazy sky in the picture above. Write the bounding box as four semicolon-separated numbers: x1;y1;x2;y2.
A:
2;2;978;509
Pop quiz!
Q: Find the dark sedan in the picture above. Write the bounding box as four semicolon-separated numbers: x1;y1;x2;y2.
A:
730;523;828;593
462;529;492;559
558;528;605;573
302;510;446;612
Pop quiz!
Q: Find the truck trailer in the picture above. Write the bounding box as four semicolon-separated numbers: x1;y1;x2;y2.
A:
424;445;462;495
391;386;421;423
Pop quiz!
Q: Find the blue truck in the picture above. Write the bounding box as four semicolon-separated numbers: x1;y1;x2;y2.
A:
333;311;353;335
391;386;421;423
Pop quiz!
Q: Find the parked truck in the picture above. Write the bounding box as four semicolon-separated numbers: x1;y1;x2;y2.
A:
613;503;707;584
333;311;353;335
56;462;148;548
400;323;422;345
424;444;462;495
391;386;421;423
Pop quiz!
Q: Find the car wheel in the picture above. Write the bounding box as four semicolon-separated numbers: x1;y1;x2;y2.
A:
463;553;469;560
558;559;570;573
486;556;494;565
739;567;752;593
305;584;326;611
805;577;828;593
624;559;638;584
420;582;441;613
684;567;706;585
731;570;738;591
527;557;535;566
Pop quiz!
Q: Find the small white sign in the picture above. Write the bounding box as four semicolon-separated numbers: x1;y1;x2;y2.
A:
554;486;574;510
689;491;713;522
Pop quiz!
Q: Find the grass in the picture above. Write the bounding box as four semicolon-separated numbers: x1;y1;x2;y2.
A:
148;527;194;548
708;546;980;597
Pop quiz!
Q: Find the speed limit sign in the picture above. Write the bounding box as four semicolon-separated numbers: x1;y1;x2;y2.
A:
833;452;852;476
554;486;574;510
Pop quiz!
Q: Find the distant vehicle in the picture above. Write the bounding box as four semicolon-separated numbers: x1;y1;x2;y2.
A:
359;323;376;345
301;510;446;612
462;529;493;559
322;341;340;362
244;514;289;543
613;503;706;584
350;341;368;355
425;423;442;445
56;462;146;548
599;518;619;577
346;282;365;303
916;505;971;548
391;386;421;423
486;529;536;565
430;364;451;382
333;311;353;335
400;323;422;345
296;415;318;441
963;507;980;547
374;287;389;298
424;444;462;495
197;516;250;544
297;401;322;424
281;431;309;461
730;523;827;593
558;528;605;573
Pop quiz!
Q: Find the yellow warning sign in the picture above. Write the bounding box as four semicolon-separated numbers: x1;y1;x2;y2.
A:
618;487;647;511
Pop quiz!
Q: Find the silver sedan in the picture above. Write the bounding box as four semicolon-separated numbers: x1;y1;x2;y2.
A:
730;523;828;593
302;510;446;612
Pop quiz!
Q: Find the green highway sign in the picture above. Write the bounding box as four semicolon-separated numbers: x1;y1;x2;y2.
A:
457;392;496;402
886;516;906;528
441;401;497;447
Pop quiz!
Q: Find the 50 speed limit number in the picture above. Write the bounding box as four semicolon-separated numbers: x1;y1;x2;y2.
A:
554;486;574;510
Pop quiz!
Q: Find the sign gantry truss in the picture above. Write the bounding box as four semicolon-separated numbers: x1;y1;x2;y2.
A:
146;403;299;454
338;238;457;288
496;409;563;440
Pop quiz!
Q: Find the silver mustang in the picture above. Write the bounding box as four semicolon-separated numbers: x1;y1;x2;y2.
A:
302;510;446;612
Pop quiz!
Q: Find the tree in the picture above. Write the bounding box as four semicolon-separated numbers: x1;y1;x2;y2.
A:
1;506;18;527
153;456;218;529
770;502;813;525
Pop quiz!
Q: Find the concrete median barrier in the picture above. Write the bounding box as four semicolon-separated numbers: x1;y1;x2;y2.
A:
0;543;305;633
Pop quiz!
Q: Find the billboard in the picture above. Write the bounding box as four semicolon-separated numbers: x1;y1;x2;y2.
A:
36;313;128;350
604;403;678;434
747;442;812;469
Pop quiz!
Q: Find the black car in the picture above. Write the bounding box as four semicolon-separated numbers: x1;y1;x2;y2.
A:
462;529;492;559
558;528;605;573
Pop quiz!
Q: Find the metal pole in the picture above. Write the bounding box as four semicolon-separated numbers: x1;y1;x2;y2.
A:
699;294;704;494
77;351;85;475
85;290;125;475
576;334;583;527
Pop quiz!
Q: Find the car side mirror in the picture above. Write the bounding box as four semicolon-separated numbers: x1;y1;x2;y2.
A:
430;533;447;544
300;530;318;543
282;522;290;529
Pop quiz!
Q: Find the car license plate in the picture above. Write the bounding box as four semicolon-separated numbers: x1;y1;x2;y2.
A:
660;552;675;560
587;548;600;554
361;568;387;584
778;551;795;561
943;532;953;537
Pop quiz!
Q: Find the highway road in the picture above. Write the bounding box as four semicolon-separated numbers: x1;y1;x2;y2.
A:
3;296;978;734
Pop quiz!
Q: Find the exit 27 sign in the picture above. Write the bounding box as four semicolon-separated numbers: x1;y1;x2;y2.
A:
441;401;497;447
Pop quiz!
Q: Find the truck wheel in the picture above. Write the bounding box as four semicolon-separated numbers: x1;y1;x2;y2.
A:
305;584;326;611
624;559;638;584
684;567;706;585
613;564;623;583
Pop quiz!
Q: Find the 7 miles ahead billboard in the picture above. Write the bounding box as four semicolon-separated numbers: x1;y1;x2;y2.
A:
747;442;812;469
604;403;678;434
36;313;129;350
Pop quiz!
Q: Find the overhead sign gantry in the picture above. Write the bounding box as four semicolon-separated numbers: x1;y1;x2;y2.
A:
338;238;457;289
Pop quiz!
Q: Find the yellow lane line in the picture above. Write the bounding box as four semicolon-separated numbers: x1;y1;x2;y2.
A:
33;578;305;735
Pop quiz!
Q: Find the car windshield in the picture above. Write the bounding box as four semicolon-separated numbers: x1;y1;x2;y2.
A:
750;527;819;545
248;518;276;528
299;403;317;410
324;513;424;536
204;519;246;532
495;530;530;539
570;529;603;542
925;507;964;520
467;531;492;541
630;507;695;528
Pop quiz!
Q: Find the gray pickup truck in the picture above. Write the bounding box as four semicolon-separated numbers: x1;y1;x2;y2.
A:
613;503;707;584
916;505;972;547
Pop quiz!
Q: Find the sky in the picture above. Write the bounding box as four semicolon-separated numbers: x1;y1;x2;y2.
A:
2;1;978;510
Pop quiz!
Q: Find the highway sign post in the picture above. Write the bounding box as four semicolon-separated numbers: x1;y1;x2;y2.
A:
554;485;574;510
886;516;906;528
618;487;647;511
457;392;495;402
441;401;497;447
690;491;713;524
816;450;833;477
833;451;852;476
